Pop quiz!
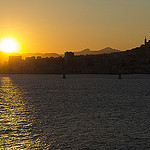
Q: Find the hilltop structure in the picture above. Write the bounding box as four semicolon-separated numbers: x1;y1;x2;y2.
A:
143;36;150;47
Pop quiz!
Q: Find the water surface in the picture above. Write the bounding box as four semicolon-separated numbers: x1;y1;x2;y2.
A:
0;74;150;149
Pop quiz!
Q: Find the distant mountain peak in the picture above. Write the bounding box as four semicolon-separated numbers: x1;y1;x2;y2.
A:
81;49;91;52
103;47;112;49
74;47;120;56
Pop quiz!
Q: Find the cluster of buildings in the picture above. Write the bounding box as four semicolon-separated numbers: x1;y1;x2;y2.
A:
1;36;150;74
1;52;87;73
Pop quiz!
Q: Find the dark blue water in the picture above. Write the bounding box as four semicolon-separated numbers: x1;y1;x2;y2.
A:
0;74;150;149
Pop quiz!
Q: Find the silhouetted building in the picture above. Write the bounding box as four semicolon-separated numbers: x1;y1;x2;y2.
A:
143;36;150;47
9;56;22;66
37;56;41;59
141;36;150;47
64;52;74;66
145;36;147;45
74;55;87;73
26;56;35;61
9;56;23;73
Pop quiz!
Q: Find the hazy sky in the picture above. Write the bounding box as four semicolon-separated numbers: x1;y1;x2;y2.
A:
0;0;150;53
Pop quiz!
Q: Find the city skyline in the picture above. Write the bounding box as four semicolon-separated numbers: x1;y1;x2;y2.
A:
0;0;150;53
0;1;150;149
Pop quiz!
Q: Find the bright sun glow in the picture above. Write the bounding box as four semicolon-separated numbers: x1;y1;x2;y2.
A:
0;37;21;53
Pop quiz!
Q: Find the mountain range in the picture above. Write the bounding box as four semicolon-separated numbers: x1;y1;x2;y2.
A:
0;47;121;63
21;47;120;58
74;47;120;55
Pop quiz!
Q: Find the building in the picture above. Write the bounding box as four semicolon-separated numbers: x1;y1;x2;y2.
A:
9;56;22;66
64;52;74;66
9;56;23;73
144;36;150;46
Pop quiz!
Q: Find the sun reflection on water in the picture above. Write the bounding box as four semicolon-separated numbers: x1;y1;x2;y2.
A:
0;77;49;149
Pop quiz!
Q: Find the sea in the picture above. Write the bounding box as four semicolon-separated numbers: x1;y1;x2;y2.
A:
0;74;150;150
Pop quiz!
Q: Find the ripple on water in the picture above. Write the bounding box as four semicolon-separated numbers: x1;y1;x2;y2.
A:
0;74;150;149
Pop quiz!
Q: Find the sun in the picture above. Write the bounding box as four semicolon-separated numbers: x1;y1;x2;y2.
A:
0;37;21;53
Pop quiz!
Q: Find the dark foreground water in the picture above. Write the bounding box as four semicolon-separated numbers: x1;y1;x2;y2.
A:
0;74;150;150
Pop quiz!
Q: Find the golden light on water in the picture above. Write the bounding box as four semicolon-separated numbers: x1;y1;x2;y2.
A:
0;77;44;149
0;37;21;53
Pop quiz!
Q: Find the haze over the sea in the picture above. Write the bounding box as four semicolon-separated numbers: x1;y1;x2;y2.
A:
0;0;150;53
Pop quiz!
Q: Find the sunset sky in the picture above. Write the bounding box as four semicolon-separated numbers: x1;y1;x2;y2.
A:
0;0;150;53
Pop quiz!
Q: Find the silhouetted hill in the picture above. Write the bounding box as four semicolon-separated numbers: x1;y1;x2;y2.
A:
84;44;150;74
74;47;120;55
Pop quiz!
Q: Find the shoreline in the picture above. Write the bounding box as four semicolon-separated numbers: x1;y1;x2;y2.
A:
0;73;150;75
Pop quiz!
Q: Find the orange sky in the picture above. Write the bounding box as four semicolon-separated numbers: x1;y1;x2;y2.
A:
0;0;150;54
